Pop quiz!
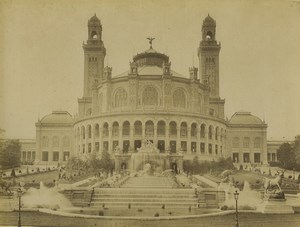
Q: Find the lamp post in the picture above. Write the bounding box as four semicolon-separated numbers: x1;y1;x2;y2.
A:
17;182;25;227
234;190;239;227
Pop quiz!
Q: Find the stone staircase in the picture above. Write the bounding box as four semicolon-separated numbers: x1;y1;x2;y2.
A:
89;176;199;208
121;176;176;188
90;187;198;208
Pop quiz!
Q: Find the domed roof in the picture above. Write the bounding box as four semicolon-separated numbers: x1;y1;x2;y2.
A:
203;14;216;26
133;47;169;68
40;111;73;125
88;14;101;25
229;112;264;125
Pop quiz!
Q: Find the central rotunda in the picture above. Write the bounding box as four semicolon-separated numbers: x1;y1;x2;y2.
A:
74;14;228;171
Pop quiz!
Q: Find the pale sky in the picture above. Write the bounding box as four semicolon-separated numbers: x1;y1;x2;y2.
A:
0;0;299;140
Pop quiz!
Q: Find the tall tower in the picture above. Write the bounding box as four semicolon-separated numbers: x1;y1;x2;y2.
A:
83;14;106;97
198;15;221;98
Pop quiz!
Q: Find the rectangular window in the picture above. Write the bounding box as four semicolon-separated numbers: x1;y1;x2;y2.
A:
215;145;218;154
103;141;108;152
267;153;271;162
272;153;276;161
243;153;250;163
170;141;176;153
123;140;130;153
134;140;141;151
200;143;205;153
157;140;165;152
22;151;26;161
191;142;196;153
42;151;48;161
32;152;36;161
113;141;118;151
181;141;187;152
53;152;59;161
63;152;70;161
254;153;261;163
82;144;85;153
88;143;92;153
27;151;31;160
233;153;239;163
95;142;99;152
208;144;212;154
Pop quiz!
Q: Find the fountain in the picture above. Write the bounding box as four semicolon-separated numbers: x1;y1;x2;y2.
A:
220;181;262;210
22;182;72;209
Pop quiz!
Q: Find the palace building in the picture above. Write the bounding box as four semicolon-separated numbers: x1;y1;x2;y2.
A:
31;15;269;170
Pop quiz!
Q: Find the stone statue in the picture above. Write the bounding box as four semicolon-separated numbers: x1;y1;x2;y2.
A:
264;170;285;199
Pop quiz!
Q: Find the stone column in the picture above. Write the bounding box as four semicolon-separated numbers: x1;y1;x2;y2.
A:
119;126;123;151
154;125;158;147
187;127;191;154
142;123;145;140
205;130;209;155
130;125;134;152
176;127;180;152
108;126;112;154
197;127;201;154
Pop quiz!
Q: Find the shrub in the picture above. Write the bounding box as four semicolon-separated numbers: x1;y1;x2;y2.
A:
220;205;228;211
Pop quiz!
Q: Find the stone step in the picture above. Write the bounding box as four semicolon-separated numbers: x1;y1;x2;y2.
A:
93;188;195;194
90;201;199;208
91;197;198;202
92;194;196;198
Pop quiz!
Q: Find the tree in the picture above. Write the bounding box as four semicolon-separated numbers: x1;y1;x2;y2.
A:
293;136;300;166
99;150;114;173
0;140;21;169
277;142;295;170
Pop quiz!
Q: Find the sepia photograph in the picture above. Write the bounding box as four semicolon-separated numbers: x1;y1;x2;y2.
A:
0;0;300;226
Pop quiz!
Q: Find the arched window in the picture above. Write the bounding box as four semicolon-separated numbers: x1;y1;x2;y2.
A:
233;137;240;148
134;121;142;135
254;137;261;148
63;136;70;147
122;121;130;136
173;89;186;108
42;136;49;147
87;125;92;138
180;122;187;138
215;127;219;140
145;121;154;137
157;121;165;136
112;122;119;137
243;137;250;148
200;124;206;138
81;126;85;139
91;31;97;39
169;121;177;136
191;123;197;138
220;128;223;141
52;136;59;148
94;124;99;137
103;123;109;137
115;88;127;108
142;86;158;106
208;126;213;140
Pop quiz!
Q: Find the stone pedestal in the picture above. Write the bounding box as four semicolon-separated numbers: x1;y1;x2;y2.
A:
258;199;294;214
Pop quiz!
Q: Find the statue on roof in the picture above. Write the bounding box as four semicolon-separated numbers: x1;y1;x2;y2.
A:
147;37;155;49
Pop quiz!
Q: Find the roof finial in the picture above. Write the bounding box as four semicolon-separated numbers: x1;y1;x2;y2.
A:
147;37;155;49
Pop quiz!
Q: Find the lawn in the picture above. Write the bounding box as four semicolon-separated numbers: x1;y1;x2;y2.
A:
1;211;300;227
